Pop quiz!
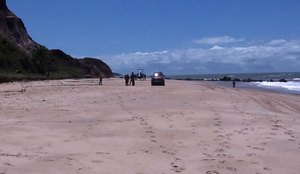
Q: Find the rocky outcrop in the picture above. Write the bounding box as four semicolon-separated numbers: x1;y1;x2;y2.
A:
0;0;40;54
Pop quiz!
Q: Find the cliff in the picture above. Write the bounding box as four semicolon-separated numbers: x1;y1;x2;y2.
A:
0;0;112;82
0;0;39;54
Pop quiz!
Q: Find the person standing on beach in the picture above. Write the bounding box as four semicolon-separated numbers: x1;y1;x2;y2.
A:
232;81;236;88
99;72;103;86
130;72;135;86
124;74;130;86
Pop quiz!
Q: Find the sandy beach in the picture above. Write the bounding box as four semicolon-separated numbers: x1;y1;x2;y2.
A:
0;78;300;174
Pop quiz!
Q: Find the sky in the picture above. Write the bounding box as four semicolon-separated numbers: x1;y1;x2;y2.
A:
7;0;300;75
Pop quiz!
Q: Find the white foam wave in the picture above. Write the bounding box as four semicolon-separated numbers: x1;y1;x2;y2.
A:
253;81;300;92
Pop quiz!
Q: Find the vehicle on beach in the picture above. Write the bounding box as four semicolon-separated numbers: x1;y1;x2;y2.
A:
136;69;146;80
151;72;165;86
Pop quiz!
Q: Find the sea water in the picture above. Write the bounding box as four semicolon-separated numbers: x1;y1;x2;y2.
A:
250;81;300;94
168;72;300;94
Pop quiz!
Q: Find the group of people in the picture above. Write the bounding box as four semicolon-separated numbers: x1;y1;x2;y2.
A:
98;72;137;86
124;72;135;86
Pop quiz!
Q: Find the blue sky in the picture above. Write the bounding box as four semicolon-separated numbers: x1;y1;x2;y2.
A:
8;0;300;75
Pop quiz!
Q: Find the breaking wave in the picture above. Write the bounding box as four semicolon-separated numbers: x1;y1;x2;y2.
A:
252;81;300;92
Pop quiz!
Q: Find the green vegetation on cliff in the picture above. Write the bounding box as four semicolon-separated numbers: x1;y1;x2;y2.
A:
0;38;112;83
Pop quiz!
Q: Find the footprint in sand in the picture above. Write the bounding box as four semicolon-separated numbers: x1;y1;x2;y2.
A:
151;139;157;143
161;146;177;156
284;130;294;135
219;141;230;149
91;160;103;164
252;147;265;151
201;158;214;162
271;127;279;131
218;160;226;164
246;153;256;157
162;150;175;156
263;167;272;171
126;152;137;155
206;171;220;174
177;141;183;145
226;166;237;172
214;148;224;153
217;153;228;158
142;150;152;154
170;158;185;173
4;163;12;166
96;152;110;155
146;130;154;134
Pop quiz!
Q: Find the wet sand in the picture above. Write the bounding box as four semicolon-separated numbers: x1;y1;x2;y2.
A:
1;78;300;174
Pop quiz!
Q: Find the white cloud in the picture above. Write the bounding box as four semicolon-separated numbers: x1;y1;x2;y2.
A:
210;45;225;50
97;39;300;75
194;36;244;45
268;39;287;46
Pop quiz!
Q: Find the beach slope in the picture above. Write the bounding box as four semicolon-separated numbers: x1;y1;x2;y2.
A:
1;79;300;174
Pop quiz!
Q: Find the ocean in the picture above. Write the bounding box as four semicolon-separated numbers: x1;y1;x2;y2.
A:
167;72;300;94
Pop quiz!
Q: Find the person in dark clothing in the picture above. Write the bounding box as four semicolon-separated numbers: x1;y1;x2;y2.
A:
124;74;130;86
99;72;103;86
130;72;135;86
232;81;236;88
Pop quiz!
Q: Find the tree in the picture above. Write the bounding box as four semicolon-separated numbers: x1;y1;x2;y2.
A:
32;46;55;77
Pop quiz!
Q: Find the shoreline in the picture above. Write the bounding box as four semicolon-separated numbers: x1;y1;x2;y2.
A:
212;81;300;96
168;77;300;95
167;71;300;95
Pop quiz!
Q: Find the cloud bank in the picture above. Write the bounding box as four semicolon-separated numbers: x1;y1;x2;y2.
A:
99;37;300;75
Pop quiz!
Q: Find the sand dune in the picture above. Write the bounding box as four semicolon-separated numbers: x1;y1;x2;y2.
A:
1;78;300;174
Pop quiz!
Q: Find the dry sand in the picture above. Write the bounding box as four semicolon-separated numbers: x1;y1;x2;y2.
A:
0;78;300;174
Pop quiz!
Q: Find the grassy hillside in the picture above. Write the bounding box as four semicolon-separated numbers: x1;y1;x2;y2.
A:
0;38;112;83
